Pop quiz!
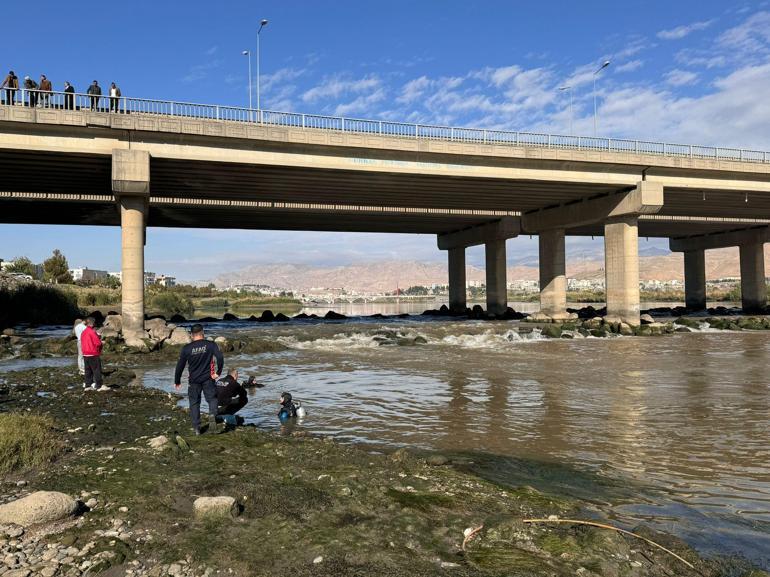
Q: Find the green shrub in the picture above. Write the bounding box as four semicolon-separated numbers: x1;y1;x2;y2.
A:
0;285;82;328
149;292;194;317
0;414;62;474
77;290;120;307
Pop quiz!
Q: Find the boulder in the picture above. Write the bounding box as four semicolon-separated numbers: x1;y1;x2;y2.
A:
103;314;123;333
259;310;276;322
527;312;552;323
640;314;655;325
222;313;238;321
324;311;347;320
99;327;120;339
169;314;187;323
274;313;290;322
193;496;238;520
618;323;634;336
0;491;78;527
167;327;191;346
540;325;562;339
145;318;172;341
1;328;15;337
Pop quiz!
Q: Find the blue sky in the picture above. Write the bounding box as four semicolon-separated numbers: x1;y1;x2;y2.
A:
2;0;769;280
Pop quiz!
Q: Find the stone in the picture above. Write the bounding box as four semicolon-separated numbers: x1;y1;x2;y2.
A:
5;528;22;539
103;314;123;333
527;312;552;323
1;329;14;337
4;570;31;577
618;323;634;336
144;318;172;341
639;314;654;325
166;327;191;346
0;492;78;527
192;497;238;520
426;455;450;466
312;556;323;564
98;327;120;339
147;436;170;451
222;313;238;321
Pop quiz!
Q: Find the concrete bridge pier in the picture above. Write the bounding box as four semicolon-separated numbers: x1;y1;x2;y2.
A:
739;242;767;312
447;247;467;313
485;239;508;316
604;216;641;325
684;249;707;311
112;149;151;341
538;228;567;318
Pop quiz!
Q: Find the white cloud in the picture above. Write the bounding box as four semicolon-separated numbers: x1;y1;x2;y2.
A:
396;76;432;104
302;75;381;102
663;69;699;86
717;11;770;56
657;19;714;40
616;60;644;73
334;88;387;116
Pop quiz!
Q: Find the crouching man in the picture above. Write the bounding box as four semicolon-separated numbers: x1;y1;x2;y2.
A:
216;368;248;426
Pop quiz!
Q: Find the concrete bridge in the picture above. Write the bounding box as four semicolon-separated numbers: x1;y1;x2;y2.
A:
1;90;769;339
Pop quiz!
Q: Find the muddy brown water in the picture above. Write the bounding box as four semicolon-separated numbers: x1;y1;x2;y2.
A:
3;312;769;567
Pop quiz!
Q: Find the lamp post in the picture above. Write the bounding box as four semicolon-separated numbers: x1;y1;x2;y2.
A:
593;60;610;137
257;18;268;123
559;85;573;135
242;50;252;118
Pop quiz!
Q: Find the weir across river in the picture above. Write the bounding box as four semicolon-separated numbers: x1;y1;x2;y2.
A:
1;91;770;340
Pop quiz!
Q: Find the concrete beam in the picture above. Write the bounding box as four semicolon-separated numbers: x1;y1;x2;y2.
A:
670;226;770;252
437;217;519;250
112;149;151;196
521;181;663;232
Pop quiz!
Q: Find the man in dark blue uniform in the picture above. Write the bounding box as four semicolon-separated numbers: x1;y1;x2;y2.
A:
174;324;224;435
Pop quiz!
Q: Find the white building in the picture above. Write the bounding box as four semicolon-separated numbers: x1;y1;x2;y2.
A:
157;275;176;287
70;267;109;283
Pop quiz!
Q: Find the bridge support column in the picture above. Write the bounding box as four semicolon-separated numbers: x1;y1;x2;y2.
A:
739;242;766;312
538;228;567;318
684;249;707;311
447;247;466;313
604;216;640;325
113;150;151;341
485;239;507;316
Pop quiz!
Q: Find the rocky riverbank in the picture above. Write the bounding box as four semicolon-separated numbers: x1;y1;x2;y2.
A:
0;363;766;577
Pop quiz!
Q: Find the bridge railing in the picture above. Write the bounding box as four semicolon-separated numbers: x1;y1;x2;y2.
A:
1;88;768;164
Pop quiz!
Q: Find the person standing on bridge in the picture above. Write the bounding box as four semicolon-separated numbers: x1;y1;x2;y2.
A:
38;75;52;108
63;82;75;110
1;71;18;106
109;82;121;113
174;324;224;435
23;76;38;107
87;80;101;111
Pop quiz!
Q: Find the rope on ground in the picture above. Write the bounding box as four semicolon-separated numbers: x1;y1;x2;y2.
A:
522;518;698;573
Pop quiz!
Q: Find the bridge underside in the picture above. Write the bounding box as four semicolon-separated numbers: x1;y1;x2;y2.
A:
1;149;769;238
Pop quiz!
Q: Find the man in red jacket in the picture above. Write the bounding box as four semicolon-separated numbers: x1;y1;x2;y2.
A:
81;317;105;391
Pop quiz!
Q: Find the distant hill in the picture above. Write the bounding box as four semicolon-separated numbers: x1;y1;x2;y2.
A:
210;247;758;292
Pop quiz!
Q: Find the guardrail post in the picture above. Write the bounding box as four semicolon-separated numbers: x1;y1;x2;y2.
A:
740;149;744;161
378;120;382;135
607;138;611;152
483;129;488;144
547;134;551;148
341;118;345;132
662;143;666;156
215;105;220;120
515;132;519;146
689;145;693;158
302;114;306;129
635;140;639;154
415;124;419;138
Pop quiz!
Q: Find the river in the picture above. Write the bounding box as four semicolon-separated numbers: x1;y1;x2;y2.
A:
3;307;768;567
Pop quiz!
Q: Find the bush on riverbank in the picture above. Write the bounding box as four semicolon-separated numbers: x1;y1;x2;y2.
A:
149;292;195;317
0;284;81;328
0;414;61;474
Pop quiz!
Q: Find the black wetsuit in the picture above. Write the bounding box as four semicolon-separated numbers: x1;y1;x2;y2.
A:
216;375;248;415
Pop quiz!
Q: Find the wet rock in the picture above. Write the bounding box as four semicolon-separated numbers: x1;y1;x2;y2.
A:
0;492;78;527
192;497;238;520
426;455;450;466
169;314;187;323
540;325;562;339
145;318;173;341
639;314;655;325
618;323;634;336
324;311;347;320
527;312;552;323
274;313;290;322
259;310;275;323
1;328;15;337
103;314;123;334
222;313;238;321
167;327;191;346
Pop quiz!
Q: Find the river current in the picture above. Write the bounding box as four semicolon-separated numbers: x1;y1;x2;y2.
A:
4;308;769;567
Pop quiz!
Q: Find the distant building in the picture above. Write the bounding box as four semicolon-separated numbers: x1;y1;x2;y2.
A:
1;259;43;278
70;267;109;283
144;272;156;286
157;275;176;287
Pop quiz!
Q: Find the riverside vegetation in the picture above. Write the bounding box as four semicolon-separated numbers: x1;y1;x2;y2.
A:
0;362;766;577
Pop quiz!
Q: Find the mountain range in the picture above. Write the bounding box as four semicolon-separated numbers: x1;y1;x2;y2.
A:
210;247;762;293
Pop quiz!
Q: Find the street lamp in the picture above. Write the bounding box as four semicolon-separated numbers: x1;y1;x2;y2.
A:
593;60;610;137
559;85;573;135
257;18;268;123
242;50;252;115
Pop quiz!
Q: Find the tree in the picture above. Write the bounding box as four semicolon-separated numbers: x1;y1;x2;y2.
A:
42;250;73;284
6;256;38;279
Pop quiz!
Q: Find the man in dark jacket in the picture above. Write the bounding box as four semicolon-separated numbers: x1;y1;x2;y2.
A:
63;82;75;110
87;80;101;110
174;324;224;435
1;71;18;105
23;76;38;107
216;368;248;422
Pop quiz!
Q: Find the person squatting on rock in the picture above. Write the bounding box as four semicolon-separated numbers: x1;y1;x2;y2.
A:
74;319;87;380
215;368;248;426
81;317;106;391
174;324;224;435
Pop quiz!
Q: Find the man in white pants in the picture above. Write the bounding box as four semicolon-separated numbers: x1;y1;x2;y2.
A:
74;320;86;381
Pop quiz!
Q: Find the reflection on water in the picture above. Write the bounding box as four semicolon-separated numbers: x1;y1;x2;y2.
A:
140;320;770;567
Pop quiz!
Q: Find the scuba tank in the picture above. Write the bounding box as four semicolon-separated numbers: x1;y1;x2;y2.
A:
295;400;307;418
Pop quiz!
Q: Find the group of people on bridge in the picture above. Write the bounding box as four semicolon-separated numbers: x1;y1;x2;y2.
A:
1;71;122;112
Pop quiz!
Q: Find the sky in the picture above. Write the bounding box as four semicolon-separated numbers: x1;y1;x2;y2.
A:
2;0;769;280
